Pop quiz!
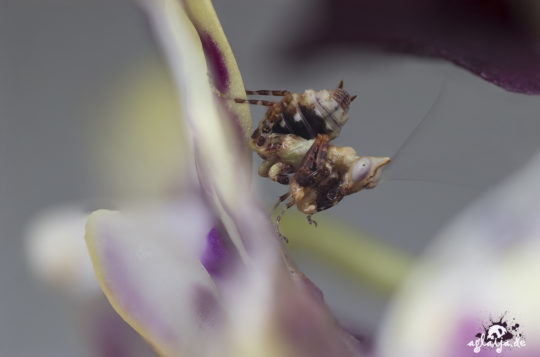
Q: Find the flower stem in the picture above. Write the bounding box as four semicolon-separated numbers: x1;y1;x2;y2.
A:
279;212;412;295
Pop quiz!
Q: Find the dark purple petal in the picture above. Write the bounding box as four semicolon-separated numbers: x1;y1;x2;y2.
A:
289;0;540;94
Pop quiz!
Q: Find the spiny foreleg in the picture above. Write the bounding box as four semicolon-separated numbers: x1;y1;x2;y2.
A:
274;198;295;243
294;134;330;187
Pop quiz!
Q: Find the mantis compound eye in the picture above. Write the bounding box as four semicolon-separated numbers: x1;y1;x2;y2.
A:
352;158;372;182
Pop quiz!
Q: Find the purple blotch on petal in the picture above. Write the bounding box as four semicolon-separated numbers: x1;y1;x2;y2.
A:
192;30;249;139
201;227;235;279
199;32;230;93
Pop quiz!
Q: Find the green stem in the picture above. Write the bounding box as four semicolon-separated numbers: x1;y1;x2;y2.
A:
279;212;413;295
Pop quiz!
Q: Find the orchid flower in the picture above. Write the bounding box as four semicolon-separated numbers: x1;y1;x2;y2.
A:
84;1;365;356
376;150;540;356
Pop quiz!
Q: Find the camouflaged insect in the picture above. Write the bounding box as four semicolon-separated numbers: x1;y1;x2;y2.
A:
284;134;390;221
235;82;390;223
236;81;356;184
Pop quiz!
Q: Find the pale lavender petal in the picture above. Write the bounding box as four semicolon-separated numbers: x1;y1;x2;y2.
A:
191;284;225;332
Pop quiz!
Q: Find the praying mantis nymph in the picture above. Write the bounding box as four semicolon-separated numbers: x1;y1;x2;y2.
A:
232;81;390;225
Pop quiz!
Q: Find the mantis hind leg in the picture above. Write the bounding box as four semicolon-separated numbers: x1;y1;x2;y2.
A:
233;98;276;106
246;89;291;96
212;87;277;106
274;192;291;210
274;198;295;243
275;199;295;224
306;214;318;227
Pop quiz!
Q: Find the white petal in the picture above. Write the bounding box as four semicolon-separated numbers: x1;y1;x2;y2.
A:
26;206;99;297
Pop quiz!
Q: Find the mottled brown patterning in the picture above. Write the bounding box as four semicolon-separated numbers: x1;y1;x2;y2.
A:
233;81;389;226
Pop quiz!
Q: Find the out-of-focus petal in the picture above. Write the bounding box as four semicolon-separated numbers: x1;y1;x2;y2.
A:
85;196;365;357
377;149;540;357
139;0;252;259
25;206;99;297
86;198;220;357
95;62;189;199
290;0;540;94
86;2;368;356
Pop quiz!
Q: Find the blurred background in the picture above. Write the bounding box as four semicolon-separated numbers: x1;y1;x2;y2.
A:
1;0;539;355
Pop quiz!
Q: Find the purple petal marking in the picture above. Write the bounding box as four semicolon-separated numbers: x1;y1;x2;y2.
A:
102;237;176;343
289;0;540;94
192;284;224;331
199;32;230;93
197;33;249;139
182;5;230;93
200;227;235;279
181;22;249;139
